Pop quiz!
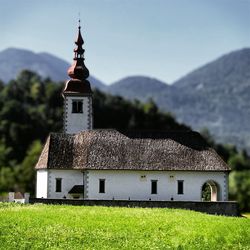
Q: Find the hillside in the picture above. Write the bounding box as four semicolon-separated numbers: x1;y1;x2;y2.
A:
108;76;170;102
108;48;250;153
0;204;249;249
0;48;106;90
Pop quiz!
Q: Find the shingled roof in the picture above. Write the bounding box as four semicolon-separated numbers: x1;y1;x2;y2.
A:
35;129;230;171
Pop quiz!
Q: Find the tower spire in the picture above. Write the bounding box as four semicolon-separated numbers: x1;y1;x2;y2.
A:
63;21;92;95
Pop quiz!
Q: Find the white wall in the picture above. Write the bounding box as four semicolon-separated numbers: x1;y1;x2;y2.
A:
36;170;48;198
64;96;93;134
47;170;84;199
86;170;228;201
36;169;228;201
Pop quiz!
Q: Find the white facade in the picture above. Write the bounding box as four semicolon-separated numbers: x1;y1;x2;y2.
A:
86;170;228;201
36;169;228;201
36;169;84;199
64;95;93;134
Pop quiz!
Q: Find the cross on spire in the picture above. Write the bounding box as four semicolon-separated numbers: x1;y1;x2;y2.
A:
78;18;81;29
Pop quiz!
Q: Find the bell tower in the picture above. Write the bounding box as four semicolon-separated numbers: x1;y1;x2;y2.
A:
63;20;93;134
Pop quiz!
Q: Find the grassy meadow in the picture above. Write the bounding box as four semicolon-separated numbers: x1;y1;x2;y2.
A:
0;203;249;250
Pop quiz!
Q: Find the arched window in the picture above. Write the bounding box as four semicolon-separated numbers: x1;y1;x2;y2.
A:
201;180;220;201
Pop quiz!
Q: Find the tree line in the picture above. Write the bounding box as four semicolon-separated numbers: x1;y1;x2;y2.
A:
0;70;249;211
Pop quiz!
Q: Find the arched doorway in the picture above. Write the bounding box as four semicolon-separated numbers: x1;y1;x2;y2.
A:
201;180;220;201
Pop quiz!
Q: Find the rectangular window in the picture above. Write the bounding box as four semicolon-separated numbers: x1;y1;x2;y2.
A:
56;178;62;192
177;180;184;195
151;180;158;194
99;179;105;193
72;100;83;113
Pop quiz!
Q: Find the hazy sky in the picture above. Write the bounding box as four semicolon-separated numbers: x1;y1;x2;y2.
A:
1;0;249;84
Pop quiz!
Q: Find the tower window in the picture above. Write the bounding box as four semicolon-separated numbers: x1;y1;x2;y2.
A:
72;100;83;113
99;179;105;193
177;180;184;195
151;180;158;194
56;178;62;192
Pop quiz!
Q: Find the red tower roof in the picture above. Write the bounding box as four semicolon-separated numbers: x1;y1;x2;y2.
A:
63;21;92;96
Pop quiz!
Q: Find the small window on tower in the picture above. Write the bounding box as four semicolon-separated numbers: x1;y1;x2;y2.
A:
72;100;83;113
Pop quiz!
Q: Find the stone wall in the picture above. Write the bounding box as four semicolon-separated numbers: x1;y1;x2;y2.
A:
29;198;239;217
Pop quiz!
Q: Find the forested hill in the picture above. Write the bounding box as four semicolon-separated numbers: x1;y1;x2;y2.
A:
0;70;249;210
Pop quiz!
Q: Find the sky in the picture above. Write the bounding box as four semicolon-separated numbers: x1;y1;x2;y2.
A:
0;0;250;84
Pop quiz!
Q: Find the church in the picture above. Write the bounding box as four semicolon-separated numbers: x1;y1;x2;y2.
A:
35;23;230;202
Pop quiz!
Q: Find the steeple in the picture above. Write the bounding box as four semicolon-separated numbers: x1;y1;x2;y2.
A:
63;20;92;95
63;21;93;134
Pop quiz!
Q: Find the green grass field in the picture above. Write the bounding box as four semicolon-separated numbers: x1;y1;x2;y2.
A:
0;203;249;250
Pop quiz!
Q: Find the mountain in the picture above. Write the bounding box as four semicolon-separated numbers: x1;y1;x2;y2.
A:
107;76;178;118
171;48;250;151
174;48;250;90
108;76;170;101
0;48;106;90
107;48;250;153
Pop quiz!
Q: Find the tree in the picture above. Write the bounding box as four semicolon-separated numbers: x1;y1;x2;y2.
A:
201;183;211;201
0;140;12;167
0;167;16;193
17;140;43;194
228;152;250;171
200;128;215;147
0;79;4;92
229;171;250;211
